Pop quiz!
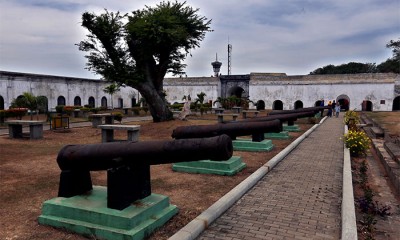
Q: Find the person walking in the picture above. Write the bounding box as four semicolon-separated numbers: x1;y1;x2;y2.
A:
332;100;336;116
335;104;341;117
319;99;324;117
327;100;332;117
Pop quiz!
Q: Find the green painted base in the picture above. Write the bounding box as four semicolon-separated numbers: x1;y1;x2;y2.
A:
233;139;274;152
283;124;301;132
172;156;246;176
264;131;291;139
38;186;178;240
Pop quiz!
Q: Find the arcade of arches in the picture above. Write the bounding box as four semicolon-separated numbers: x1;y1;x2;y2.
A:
2;93;399;113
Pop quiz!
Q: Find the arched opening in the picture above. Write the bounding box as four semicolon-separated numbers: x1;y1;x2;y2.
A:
393;96;400;111
37;96;48;113
337;94;350;111
294;100;303;109
228;86;245;98
0;95;4;110
131;97;137;107
118;98;123;108
57;96;66;106
362;100;373;111
88;96;95;108
273;100;283;110
74;96;81;106
101;97;107;108
256;100;265;110
315;100;323;106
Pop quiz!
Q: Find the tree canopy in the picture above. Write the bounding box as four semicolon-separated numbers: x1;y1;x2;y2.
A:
310;39;400;74
77;1;212;122
11;92;46;120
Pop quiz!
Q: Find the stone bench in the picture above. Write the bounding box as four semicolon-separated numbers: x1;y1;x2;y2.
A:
91;113;114;128
231;106;242;113
242;110;259;119
98;124;140;143
6;120;45;139
212;108;225;114
217;114;239;123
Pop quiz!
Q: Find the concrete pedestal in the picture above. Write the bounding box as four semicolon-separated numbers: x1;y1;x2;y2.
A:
283;124;301;132
29;124;43;139
38;186;178;240
264;131;290;139
172;156;246;176
233;139;274;152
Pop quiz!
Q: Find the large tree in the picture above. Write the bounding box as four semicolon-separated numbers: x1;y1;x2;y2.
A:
377;38;400;73
310;62;377;75
77;1;212;122
11;92;45;120
103;83;120;110
310;38;400;74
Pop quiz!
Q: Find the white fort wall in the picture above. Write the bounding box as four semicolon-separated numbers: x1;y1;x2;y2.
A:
249;73;398;111
0;71;139;110
1;71;398;111
164;77;220;104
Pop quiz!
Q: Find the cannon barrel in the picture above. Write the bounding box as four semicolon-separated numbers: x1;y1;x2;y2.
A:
57;135;233;171
172;119;282;139
268;106;328;115
237;111;316;123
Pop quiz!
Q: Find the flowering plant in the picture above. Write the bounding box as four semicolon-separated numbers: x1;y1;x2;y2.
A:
344;130;371;156
344;110;360;125
6;108;28;119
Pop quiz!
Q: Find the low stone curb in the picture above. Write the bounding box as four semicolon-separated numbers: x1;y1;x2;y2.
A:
341;125;358;240
168;117;327;240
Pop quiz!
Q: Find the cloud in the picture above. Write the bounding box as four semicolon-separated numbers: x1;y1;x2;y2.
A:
0;0;398;78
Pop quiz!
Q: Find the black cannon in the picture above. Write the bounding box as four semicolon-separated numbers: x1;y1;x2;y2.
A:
268;106;330;117
172;119;282;142
57;135;233;210
236;111;316;126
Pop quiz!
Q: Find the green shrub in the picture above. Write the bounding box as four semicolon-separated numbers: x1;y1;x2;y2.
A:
344;110;360;125
112;112;123;123
171;103;184;110
132;107;141;115
90;107;100;113
55;105;64;113
344;130;371;156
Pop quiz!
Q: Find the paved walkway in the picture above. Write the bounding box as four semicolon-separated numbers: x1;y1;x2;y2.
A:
198;116;344;240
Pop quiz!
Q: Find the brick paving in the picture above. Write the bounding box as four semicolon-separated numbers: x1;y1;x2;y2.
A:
198;116;344;240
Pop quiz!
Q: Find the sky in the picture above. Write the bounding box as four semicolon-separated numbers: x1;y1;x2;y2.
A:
0;0;399;79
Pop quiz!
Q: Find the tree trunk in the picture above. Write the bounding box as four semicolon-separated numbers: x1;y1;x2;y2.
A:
138;82;173;122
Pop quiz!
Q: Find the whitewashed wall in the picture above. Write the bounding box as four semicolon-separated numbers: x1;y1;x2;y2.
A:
1;71;398;111
164;77;220;104
0;71;138;110
249;73;398;111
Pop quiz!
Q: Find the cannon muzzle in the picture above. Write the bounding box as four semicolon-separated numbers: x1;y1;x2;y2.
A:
268;106;328;115
238;111;316;123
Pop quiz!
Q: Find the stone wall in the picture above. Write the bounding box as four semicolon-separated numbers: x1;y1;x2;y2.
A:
249;73;399;110
0;71;139;110
1;71;399;111
164;77;220;104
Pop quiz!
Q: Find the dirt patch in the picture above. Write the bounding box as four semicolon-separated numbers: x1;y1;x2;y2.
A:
352;152;400;240
363;112;400;137
0;114;311;240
